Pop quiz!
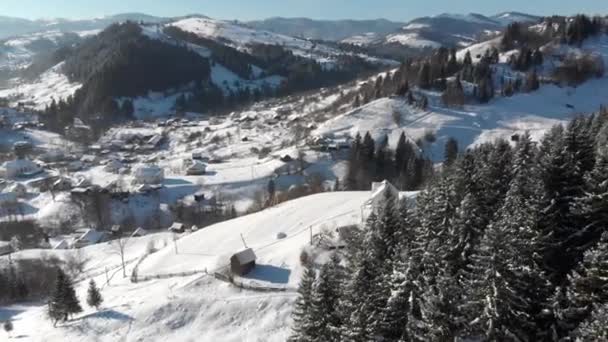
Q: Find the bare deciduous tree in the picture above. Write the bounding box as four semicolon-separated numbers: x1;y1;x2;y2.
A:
112;236;130;278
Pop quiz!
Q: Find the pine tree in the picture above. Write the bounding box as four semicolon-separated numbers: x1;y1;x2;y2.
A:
574;303;608;341
291;263;317;341
378;259;415;341
525;69;540;92
417;62;431;89
310;254;344;342
572;147;608;250
86;279;103;310
443;137;458;168
538;118;594;284
462;134;550;341
3;319;13;337
48;269;82;326
553;233;608;338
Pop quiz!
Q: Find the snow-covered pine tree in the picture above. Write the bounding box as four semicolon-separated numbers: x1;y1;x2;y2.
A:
412;175;458;276
310;254;344;342
342;207;394;341
86;279;103;310
291;263;317;341
48;269;82;325
572;145;608;252
3;319;13;337
539;117;597;284
450;151;488;273
377;258;415;341
415;268;464;340
553;233;608;338
574;303;608;341
462;134;550;341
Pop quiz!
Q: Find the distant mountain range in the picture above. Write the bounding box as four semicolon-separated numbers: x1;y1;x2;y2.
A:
0;13;170;39
245;17;406;41
380;12;541;48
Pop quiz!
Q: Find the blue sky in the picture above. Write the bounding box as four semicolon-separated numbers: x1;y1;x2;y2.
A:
2;0;607;21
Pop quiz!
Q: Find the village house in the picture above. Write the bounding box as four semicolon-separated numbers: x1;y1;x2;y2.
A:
168;222;186;233
0;192;17;206
103;159;124;173
230;248;257;276
73;229;108;248
366;180;400;213
53;239;70;250
4;182;28;198
0;241;12;256
131;227;148;237
133;165;164;185
0;159;42;179
186;160;207;175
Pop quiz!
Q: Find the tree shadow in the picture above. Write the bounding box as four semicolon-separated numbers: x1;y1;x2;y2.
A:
0;307;24;321
163;178;193;186
242;264;291;284
79;309;134;322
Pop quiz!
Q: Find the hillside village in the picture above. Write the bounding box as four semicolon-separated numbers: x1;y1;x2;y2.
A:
0;9;607;342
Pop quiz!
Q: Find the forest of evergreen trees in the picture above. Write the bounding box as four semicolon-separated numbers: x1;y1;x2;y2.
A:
349;14;607;113
344;132;435;191
292;107;608;341
39;21;212;134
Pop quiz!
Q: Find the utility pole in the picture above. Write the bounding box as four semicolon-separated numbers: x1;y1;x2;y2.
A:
105;267;109;286
240;233;248;249
309;226;313;246
173;233;179;254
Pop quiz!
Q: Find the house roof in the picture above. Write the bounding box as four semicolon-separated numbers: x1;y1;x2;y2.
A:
76;229;105;244
131;227;148;236
0;193;17;203
53;240;69;249
188;160;207;171
232;248;256;265
2;159;39;171
3;182;26;194
370;180;399;199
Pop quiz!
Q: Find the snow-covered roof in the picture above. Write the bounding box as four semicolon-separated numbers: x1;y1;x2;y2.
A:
169;222;185;231
0;192;17;203
3;182;26;194
53;240;69;249
370;180;399;199
232;248;256;265
1;159;40;171
131;227;148;237
134;165;163;177
76;229;106;244
187;160;207;171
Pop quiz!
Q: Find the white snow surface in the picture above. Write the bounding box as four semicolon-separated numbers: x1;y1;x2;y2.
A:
1;191;418;342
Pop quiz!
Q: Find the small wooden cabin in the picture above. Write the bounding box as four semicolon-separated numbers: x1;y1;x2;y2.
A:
230;248;257;276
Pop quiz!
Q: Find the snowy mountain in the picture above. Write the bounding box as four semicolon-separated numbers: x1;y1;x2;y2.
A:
370;12;541;49
1;11;608;342
246;17;405;42
0;13;169;40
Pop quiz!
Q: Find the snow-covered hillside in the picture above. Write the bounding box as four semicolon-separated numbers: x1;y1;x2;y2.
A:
0;62;82;109
317;34;608;160
169;17;396;68
1;191;416;342
370;11;540;49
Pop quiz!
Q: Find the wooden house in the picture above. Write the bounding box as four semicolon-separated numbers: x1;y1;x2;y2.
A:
230;248;257;276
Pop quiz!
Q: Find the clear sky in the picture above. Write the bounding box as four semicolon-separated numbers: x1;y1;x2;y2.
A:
2;0;607;22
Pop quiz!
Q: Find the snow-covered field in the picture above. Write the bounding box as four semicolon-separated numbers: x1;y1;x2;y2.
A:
1;190;417;342
0;62;82;110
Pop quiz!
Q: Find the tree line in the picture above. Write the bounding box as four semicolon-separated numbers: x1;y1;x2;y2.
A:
292;106;608;341
343;132;435;191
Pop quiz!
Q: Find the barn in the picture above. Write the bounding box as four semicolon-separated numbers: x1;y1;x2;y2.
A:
230;248;257;276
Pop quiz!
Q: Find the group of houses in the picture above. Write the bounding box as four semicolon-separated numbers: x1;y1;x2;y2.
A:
51;226;150;250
